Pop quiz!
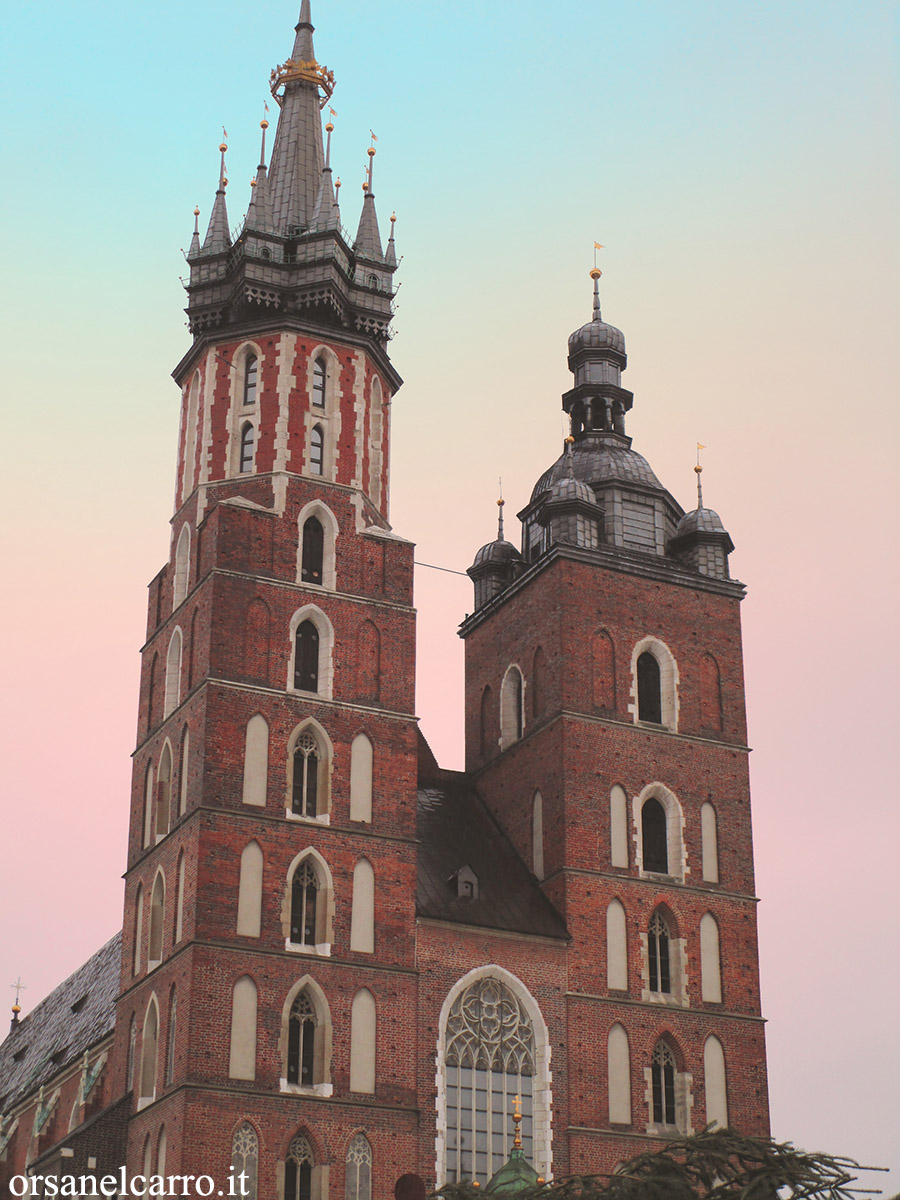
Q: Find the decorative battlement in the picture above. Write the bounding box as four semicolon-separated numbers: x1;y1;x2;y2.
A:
270;57;335;105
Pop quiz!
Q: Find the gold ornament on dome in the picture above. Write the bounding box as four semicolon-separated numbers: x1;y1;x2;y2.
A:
269;58;335;107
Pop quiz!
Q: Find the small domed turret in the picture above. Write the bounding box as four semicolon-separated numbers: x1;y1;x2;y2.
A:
669;466;734;579
467;500;523;610
563;269;634;437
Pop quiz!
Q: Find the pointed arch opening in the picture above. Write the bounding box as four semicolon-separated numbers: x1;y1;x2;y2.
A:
148;871;165;967
309;425;324;476
284;848;334;952
349;733;373;823
132;885;144;977
156;743;173;839
499;664;525;749
630;637;679;730
229;975;258;1081
349;989;376;1093
231;1123;259;1200
700;912;722;1003
237;841;264;938
607;1023;631;1124
286;721;333;821
345;1133;372;1200
239;422;255;474
289;606;334;699
532;791;544;880
297;501;338;590
350;859;375;953
280;978;333;1094
164;627;183;718
139;996;159;1107
635;784;685;880
243;354;259;408
173;524;191;610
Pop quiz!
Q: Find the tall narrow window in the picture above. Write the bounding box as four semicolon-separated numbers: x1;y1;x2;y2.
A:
164;628;183;717
294;621;319;692
140;1000;159;1103
292;734;320;817
133;885;144;976
127;1015;137;1090
532;791;544;879
312;357;326;408
651;1041;677;1127
345;1134;372;1200
156;744;172;837
500;666;525;748
229;976;258;1081
444;977;535;1185
174;853;185;943
165;990;177;1084
349;989;376;1093
243;355;258;407
301;517;324;584
648;912;671;994
700;912;722;1003
287;994;316;1086
637;652;662;723
290;862;319;945
641;797;668;873
231;1124;259;1200
350;859;375;953
149;872;165;965
310;425;324;475
239;423;255;474
285;1135;313;1200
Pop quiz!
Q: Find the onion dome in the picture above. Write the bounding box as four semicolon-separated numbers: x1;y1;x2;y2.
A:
468;499;523;610
674;506;730;540
546;471;596;506
531;438;663;502
567;312;626;357
669;468;734;580
472;536;522;569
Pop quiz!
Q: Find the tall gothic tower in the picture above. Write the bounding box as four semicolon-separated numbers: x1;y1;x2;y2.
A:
461;268;769;1161
116;4;421;1192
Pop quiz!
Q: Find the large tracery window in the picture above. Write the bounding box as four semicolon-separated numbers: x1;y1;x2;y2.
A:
444;977;535;1185
292;734;320;817
285;1134;313;1200
231;1123;259;1200
287;994;316;1086
345;1134;372;1200
291;862;319;945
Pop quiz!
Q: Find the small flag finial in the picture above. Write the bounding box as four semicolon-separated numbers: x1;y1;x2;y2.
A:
695;442;707;507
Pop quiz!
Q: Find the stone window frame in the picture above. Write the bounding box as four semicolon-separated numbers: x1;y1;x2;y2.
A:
155;740;174;841
628;636;679;731
277;1127;329;1200
297;500;339;591
639;903;689;1008
173;523;191;611
344;1131;372;1200
434;965;553;1186
282;847;334;957
499;663;526;750
285;718;334;825
287;606;335;701
279;977;334;1097
229;341;264;478
138;993;160;1110
164;626;183;718
304;345;341;484
148;868;166;970
643;1036;693;1137
231;1121;260;1200
633;782;688;883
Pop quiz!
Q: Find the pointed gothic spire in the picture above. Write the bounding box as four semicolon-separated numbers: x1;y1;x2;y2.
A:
187;206;201;258
310;117;337;230
267;3;331;232
385;211;397;267
247;119;274;232
355;147;383;259
201;142;231;254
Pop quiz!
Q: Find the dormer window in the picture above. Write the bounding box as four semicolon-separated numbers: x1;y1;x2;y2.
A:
243;355;258;407
452;865;479;899
312;358;326;408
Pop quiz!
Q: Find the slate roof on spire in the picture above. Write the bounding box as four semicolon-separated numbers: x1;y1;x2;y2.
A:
247;123;274;233
355;191;383;260
201;186;231;254
267;4;326;231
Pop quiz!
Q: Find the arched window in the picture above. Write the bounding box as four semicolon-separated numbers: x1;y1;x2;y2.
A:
133;885;144;976
228;976;258;1081
243;355;258;407
149;872;165;966
700;912;722;1002
641;797;668;873
164;628;183;718
285;1134;314;1200
139;998;159;1105
158;1126;167;1178
239;423;255;474
443;976;536;1184
294;621;319;692
143;763;154;849
301;517;324;584
165;989;177;1084
637;652;662;723
703;1036;728;1128
179;727;190;816
231;1124;259;1200
287;993;316;1086
499;665;525;749
156;744;172;838
173;525;190;610
648;911;671;994
292;734;320;817
126;1015;137;1090
312;358;326;408
345;1134;372;1200
349;989;376;1093
650;1042;677;1128
147;652;158;733
290;861;320;946
310;425;324;475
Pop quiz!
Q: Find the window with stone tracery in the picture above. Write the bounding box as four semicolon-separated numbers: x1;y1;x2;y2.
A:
648;912;671;994
287;994;316;1087
345;1134;372;1200
292;734;320;817
444;977;535;1185
285;1134;313;1200
291;861;319;945
650;1041;676;1127
231;1123;258;1200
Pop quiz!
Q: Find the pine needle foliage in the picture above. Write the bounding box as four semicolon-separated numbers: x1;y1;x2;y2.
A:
433;1129;887;1200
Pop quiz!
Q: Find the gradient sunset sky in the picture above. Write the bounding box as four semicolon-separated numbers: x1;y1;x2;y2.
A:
1;0;897;1190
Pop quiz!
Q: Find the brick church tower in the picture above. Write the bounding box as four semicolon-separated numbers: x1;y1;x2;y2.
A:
0;6;769;1196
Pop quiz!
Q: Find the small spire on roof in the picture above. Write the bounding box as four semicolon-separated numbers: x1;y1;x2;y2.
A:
694;442;706;508
565;434;576;476
9;977;25;1032
355;143;383;259
497;490;505;542
201;140;231;254
248;117;274;232
310;115;338;230
188;206;201;258
385;211;397;267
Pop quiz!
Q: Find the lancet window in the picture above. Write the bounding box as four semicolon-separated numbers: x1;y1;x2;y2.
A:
648;912;671;994
312;358;326;408
637;651;662;723
651;1041;677;1127
243;356;258;407
292;734;320;817
345;1134;372;1200
301;517;324;585
291;862;319;946
294;621;319;692
239;423;255;474
231;1124;259;1200
285;1134;313;1200
287;994;316;1087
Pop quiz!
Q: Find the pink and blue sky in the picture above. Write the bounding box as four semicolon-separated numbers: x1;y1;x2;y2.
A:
1;0;897;1189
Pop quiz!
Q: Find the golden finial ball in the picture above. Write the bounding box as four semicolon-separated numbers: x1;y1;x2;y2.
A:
565;435;575;444
260;119;269;130
497;497;505;507
193;206;200;216
694;464;703;474
222;177;229;187
325;122;334;133
335;177;341;188
219;142;228;152
12;1004;21;1015
250;178;257;188
367;146;376;157
589;267;602;280
390;211;397;223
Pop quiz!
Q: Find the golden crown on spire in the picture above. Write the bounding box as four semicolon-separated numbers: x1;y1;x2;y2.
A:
269;58;335;106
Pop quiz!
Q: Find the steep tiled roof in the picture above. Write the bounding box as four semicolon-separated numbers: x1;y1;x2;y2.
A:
0;933;120;1114
417;772;568;941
